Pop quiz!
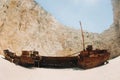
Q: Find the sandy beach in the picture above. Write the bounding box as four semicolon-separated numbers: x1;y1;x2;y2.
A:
0;55;120;80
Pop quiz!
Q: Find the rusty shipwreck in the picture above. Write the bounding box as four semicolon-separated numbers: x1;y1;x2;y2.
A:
3;46;110;69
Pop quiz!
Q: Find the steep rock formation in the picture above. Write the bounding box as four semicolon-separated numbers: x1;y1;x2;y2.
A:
0;0;119;58
0;0;64;56
112;0;120;38
101;0;120;58
0;0;104;56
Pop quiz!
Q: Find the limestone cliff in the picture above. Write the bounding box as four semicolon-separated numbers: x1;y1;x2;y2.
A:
0;0;64;56
0;0;120;58
0;0;104;56
101;0;120;58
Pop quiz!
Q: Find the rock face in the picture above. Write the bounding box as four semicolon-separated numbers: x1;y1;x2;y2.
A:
101;0;120;58
0;0;103;56
112;0;120;38
0;0;119;58
0;0;64;56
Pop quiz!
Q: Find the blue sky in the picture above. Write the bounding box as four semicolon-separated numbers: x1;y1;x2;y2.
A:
35;0;113;33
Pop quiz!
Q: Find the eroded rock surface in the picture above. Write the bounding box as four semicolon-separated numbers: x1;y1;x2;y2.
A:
0;0;119;58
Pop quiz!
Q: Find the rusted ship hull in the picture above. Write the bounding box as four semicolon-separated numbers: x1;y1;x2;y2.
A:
39;56;78;68
4;50;35;67
3;49;110;69
13;56;78;68
3;50;15;62
78;52;110;69
3;50;78;68
13;56;34;67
